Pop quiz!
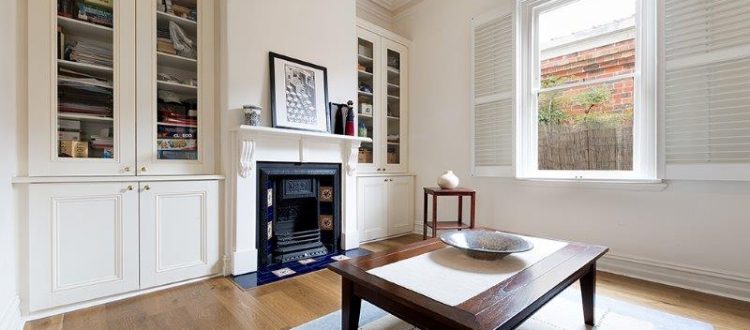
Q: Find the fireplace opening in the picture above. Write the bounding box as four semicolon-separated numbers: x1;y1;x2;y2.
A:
257;162;341;268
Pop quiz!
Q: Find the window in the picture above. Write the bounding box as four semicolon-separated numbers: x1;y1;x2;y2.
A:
663;0;750;181
516;0;657;181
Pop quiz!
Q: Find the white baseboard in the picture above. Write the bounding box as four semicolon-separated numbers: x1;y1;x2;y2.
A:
24;275;220;321
598;254;750;302
0;295;24;330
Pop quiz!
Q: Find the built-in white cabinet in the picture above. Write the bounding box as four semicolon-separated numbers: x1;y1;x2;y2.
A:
357;175;415;242
139;180;220;288
27;182;140;311
27;0;214;177
357;176;389;241
357;23;409;174
26;180;220;312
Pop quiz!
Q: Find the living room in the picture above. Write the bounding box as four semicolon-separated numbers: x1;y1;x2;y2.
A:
1;0;749;329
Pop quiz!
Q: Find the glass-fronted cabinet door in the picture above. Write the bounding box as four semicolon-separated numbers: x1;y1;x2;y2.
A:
136;0;214;175
357;28;382;173
381;39;408;173
28;0;136;176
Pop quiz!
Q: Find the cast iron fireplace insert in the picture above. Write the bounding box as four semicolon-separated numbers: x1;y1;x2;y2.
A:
256;162;341;268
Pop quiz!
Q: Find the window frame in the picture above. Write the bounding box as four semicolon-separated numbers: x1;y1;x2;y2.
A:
515;0;658;181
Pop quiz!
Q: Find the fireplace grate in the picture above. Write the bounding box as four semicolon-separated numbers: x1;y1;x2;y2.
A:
273;228;329;263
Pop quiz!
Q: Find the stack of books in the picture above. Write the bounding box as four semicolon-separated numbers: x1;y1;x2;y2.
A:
58;0;113;27
58;83;113;118
158;102;197;126
157;25;176;54
157;96;198;160
77;0;113;27
65;40;113;67
90;135;114;158
58;119;82;142
59;67;112;88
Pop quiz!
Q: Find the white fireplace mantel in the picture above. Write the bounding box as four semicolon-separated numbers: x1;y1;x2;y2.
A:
227;126;372;275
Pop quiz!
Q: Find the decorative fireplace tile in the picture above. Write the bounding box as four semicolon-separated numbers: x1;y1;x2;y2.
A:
271;268;296;277
267;188;273;206
319;215;334;230
331;255;351;261
297;258;317;265
232;248;371;289
319;186;333;202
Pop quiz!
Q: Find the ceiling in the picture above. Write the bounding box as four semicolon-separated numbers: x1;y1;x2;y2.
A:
370;0;423;15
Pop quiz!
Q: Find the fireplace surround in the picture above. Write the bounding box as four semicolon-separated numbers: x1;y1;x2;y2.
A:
257;162;341;267
229;126;370;275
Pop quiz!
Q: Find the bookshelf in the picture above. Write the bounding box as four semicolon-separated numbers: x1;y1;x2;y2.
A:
55;0;116;160
356;24;408;174
28;0;214;176
151;0;200;162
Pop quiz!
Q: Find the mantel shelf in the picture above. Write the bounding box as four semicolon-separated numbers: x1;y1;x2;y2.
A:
234;126;372;144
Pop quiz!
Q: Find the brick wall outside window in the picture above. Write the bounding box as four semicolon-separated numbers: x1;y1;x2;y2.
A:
541;38;635;114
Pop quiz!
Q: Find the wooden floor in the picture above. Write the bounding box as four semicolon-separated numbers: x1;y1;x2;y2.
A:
27;234;750;330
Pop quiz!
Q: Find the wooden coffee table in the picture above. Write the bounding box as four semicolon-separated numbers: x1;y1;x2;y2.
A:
328;232;608;330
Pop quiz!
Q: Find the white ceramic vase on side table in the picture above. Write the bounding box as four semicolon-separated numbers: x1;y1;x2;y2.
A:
437;170;459;189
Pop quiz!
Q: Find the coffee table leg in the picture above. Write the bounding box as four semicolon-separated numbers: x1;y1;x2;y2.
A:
342;277;361;330
580;263;596;326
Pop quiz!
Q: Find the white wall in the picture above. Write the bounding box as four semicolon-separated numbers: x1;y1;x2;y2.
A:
219;0;358;273
220;0;357;136
394;0;750;301
0;0;24;328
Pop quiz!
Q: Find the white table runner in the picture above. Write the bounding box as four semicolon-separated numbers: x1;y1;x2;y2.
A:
367;236;567;306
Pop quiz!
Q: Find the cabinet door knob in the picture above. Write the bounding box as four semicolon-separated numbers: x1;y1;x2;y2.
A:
123;166;131;172
143;185;151;191
127;185;134;191
389;178;393;182
384;178;388;182
140;166;147;172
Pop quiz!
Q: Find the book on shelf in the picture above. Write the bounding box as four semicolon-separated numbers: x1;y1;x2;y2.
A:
158;96;198;126
158;125;197;139
77;2;113;27
157;139;197;151
58;119;82;131
85;0;112;9
58;131;81;141
64;41;113;67
157;37;177;55
57;26;65;60
158;150;197;160
59;67;112;88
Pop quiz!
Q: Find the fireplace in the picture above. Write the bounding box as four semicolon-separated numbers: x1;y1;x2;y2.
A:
257;162;341;267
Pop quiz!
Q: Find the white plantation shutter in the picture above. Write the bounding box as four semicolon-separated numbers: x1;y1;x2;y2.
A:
471;11;514;177
664;0;750;180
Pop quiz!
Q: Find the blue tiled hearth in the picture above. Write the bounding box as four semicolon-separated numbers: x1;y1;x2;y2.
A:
232;248;370;289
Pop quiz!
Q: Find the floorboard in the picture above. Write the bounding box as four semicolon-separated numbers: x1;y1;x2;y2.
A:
25;234;750;330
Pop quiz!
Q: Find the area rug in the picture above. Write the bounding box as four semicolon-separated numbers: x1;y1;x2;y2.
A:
293;286;714;330
232;248;371;289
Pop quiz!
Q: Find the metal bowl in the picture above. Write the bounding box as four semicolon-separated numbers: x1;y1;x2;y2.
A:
440;230;534;260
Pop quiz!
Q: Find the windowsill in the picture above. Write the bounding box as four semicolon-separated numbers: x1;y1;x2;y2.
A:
513;178;668;191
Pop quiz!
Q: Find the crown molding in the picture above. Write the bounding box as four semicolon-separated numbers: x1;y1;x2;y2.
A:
357;0;394;26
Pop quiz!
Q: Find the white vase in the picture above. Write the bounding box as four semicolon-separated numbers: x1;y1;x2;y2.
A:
437;170;459;189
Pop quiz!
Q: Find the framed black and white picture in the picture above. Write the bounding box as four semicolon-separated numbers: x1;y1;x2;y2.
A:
269;52;330;132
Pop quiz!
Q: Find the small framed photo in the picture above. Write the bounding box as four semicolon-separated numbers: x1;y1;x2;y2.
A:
361;103;373;116
269;52;330;133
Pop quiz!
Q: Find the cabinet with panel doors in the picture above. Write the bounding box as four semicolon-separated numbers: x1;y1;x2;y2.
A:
27;0;214;177
357;175;415;242
24;180;220;312
356;21;409;174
